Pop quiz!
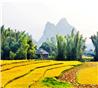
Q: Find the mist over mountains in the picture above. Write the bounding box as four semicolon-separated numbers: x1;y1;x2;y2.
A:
38;18;74;47
37;18;94;50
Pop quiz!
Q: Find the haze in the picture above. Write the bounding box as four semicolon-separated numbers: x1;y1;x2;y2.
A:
1;0;98;47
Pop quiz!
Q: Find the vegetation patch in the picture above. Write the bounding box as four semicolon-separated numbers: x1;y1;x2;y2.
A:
42;77;73;88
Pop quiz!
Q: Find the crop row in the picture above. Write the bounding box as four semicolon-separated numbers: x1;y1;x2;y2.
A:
1;62;63;87
0;60;81;88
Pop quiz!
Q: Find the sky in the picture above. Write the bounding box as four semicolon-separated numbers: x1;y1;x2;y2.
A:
0;0;98;46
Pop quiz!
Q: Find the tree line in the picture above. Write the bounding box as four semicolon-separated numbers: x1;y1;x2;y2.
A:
40;29;86;61
1;25;36;60
40;29;98;61
1;26;98;61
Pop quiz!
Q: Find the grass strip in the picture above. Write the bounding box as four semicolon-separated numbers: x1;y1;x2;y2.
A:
42;77;72;88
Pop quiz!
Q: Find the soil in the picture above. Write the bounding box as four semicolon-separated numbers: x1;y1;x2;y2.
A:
58;62;98;88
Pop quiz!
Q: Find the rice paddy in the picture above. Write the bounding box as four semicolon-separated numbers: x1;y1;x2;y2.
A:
77;62;98;85
0;60;98;88
0;60;81;88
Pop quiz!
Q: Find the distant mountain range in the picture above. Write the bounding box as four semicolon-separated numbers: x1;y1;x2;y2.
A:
38;18;74;47
37;18;94;50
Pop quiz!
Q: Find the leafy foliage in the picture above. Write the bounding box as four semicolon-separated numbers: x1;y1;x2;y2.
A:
56;35;66;60
65;29;86;60
40;29;86;61
91;32;98;61
1;25;36;60
40;37;57;59
27;35;37;59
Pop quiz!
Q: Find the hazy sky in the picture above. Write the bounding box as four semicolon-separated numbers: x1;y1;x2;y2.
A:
1;0;98;44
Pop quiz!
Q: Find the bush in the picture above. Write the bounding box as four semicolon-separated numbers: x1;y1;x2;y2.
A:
91;32;98;61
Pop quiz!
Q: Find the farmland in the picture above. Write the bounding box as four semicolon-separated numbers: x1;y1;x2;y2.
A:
0;60;80;88
0;60;98;88
59;62;98;88
77;62;98;84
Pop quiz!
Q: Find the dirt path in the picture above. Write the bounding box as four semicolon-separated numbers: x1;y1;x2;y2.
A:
58;62;98;88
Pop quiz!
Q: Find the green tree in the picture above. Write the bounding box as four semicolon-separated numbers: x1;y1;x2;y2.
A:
9;51;16;59
65;29;86;60
40;37;57;59
91;32;98;61
56;35;66;60
40;29;86;61
1;26;36;60
1;26;12;59
27;36;37;59
15;32;29;59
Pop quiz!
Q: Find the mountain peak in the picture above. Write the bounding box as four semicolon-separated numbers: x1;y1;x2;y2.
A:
46;21;55;26
59;18;67;22
57;18;68;25
38;18;74;47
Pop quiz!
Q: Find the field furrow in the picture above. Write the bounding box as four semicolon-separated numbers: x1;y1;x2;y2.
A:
1;61;47;72
5;64;73;88
0;60;82;88
29;65;73;88
0;60;29;67
1;62;63;88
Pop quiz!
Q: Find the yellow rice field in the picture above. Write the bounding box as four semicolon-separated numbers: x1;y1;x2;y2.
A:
0;60;81;88
77;62;98;85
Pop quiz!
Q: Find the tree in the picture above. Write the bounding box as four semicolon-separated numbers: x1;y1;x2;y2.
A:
91;32;98;61
65;29;86;60
1;26;36;60
27;36;37;59
1;26;12;59
56;35;66;60
40;37;57;59
9;51;16;60
40;29;86;61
